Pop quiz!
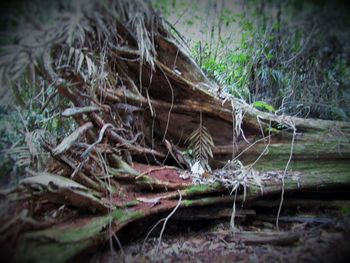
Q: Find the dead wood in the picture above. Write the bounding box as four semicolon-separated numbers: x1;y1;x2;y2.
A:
0;0;349;262
226;231;301;246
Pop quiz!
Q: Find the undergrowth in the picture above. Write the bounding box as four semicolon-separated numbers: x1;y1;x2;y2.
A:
186;1;350;121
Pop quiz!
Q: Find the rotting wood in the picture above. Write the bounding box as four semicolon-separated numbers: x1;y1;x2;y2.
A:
0;0;349;262
51;122;94;156
61;106;101;117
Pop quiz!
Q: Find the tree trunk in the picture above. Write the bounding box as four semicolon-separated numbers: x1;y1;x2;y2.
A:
0;1;349;262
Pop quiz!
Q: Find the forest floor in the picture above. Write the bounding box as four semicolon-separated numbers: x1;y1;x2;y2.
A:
88;205;350;263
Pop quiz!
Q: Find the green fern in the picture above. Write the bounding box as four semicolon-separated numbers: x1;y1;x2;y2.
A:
252;101;276;113
185;112;214;171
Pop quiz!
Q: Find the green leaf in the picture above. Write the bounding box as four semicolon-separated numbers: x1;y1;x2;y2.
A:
253;101;276;113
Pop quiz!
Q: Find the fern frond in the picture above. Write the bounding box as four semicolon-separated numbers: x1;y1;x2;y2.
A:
2;129;54;171
185;114;214;171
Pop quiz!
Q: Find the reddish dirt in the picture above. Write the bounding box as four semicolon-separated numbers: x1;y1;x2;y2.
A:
132;163;191;185
111;163;191;208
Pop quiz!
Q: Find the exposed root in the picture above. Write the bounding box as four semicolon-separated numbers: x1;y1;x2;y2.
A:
141;190;182;255
230;188;238;234
156;190;182;254
276;120;296;230
0;1;349;262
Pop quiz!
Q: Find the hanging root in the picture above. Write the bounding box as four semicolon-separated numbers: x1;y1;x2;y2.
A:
230;188;238;234
156;190;182;253
141;190;182;255
276;119;296;230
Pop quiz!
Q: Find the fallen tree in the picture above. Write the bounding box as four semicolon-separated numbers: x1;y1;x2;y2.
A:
0;1;350;262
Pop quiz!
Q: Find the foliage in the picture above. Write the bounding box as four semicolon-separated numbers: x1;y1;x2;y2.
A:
0;0;169;183
340;206;350;216
191;40;250;100
185;113;215;171
0;80;74;183
189;1;350;121
252;101;276;113
0;109;23;183
0;105;62;184
0;0;349;185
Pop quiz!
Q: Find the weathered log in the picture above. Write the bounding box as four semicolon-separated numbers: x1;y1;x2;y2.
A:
10;163;350;263
226;231;301;245
1;1;350;262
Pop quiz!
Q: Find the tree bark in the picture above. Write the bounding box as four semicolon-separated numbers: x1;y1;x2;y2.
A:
0;1;350;262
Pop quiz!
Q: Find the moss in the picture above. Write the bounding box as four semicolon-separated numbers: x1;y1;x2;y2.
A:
25;209;144;244
183;184;219;195
23;215;111;244
112;208;144;223
15;215;107;263
181;197;228;207
16;240;91;263
124;200;140;207
264;127;281;134
255;159;350;191
255;159;350;174
340;206;350;216
138;176;154;184
182;199;194;206
264;141;350;159
16;208;145;263
115;157;140;176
